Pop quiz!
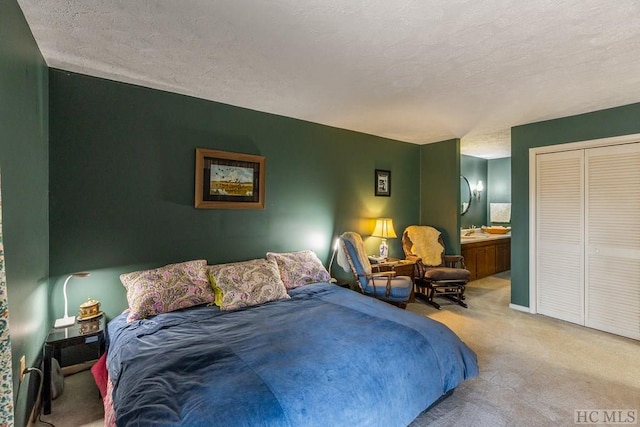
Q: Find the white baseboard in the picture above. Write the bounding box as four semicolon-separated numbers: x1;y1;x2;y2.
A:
509;303;531;313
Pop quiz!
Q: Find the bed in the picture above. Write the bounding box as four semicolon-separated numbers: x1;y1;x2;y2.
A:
102;255;478;426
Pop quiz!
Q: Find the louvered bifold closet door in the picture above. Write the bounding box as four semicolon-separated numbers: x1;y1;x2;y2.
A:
536;150;584;324
585;143;640;340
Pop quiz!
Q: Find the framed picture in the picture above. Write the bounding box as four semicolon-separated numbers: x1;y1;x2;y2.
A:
195;148;265;209
375;169;391;197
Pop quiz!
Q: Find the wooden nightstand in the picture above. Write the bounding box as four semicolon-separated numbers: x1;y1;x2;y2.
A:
43;315;106;415
376;259;415;278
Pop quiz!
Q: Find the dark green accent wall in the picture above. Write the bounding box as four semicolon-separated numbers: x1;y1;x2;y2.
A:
419;139;460;252
1;0;49;423
511;102;640;307
49;69;420;318
487;157;511;205
487;157;511;224
460;155;487;228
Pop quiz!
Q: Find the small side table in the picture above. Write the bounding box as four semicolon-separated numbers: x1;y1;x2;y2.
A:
43;315;106;415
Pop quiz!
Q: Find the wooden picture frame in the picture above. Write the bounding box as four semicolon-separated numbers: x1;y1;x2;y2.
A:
195;148;265;209
375;169;391;197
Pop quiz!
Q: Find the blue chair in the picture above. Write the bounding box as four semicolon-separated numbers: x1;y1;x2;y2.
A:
338;232;412;308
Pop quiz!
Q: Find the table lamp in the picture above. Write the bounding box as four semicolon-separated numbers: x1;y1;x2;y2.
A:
54;272;90;328
372;218;397;259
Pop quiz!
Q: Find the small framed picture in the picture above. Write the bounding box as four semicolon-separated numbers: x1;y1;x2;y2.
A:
375;169;391;197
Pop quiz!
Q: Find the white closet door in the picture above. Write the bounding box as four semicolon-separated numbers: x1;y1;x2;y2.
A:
585;143;640;340
536;150;585;324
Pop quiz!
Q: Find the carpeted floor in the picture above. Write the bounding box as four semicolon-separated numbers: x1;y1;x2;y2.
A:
409;271;640;427
40;273;639;426
34;369;104;427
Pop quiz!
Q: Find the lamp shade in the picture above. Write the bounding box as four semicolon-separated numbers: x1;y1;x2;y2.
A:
371;218;397;239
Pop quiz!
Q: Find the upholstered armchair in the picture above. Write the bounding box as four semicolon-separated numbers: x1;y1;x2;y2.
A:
337;231;412;308
402;225;470;309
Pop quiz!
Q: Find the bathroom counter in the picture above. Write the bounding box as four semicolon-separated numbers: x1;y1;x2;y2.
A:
461;232;511;244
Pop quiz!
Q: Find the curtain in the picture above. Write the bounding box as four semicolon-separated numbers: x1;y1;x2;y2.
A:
0;174;14;426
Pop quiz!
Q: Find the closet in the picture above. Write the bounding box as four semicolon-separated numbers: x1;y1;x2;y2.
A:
533;139;640;340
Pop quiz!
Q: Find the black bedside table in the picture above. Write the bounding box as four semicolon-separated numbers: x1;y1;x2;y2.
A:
43;315;106;415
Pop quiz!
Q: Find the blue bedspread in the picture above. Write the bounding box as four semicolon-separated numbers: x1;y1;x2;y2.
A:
107;282;478;426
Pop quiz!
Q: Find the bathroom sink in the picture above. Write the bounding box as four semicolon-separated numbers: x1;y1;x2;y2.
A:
461;235;485;240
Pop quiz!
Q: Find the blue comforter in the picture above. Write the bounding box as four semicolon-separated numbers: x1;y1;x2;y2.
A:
107;282;478;426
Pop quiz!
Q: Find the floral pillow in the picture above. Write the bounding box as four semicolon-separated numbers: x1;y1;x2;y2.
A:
207;258;289;311
120;259;215;322
266;250;331;289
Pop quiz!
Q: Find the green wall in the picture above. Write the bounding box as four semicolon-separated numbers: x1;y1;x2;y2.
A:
0;0;49;424
511;102;640;307
48;69;421;318
487;157;511;224
460;154;487;228
487;158;511;205
419;139;460;252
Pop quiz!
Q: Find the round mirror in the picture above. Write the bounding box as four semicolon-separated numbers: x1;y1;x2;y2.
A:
461;176;472;216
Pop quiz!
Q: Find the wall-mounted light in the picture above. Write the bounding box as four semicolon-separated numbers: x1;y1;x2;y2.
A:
54;272;90;328
371;218;397;259
473;180;484;200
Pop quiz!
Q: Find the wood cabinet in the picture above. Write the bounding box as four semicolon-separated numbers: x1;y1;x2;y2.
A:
477;245;496;278
495;239;511;273
461;237;510;281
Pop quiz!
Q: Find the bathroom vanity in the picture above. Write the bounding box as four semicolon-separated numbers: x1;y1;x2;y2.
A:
461;233;510;281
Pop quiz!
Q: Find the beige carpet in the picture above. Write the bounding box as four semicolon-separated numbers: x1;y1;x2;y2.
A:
40;273;639;427
409;272;640;427
34;369;104;427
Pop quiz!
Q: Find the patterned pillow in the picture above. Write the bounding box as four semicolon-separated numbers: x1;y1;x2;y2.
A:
207;258;290;311
120;260;214;322
266;250;331;289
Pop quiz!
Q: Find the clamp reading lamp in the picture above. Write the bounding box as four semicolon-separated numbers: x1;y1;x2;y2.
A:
327;237;340;283
54;272;90;328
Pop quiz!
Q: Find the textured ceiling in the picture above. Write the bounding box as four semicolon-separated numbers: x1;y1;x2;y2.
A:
17;0;640;158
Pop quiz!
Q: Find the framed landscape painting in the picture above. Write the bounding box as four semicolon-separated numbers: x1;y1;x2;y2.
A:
195;148;265;209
